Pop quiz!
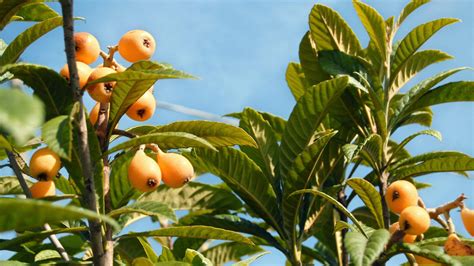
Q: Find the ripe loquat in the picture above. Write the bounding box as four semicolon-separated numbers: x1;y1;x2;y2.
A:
128;150;161;192
87;67;116;103
74;32;100;64
59;61;92;89
444;233;474;256
126;91;156;121
399;206;430;235
156;150;194;188
30;180;56;198
118;30;156;62
30;147;61;180
461;205;474;236
385;180;419;214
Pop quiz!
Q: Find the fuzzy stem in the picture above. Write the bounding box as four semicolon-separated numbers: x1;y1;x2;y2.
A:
59;1;104;264
6;150;70;261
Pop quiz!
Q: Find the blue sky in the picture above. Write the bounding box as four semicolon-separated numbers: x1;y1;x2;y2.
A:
1;0;473;265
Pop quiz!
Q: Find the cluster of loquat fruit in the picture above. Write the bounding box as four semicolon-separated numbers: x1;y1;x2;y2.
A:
385;180;474;264
27;30;194;198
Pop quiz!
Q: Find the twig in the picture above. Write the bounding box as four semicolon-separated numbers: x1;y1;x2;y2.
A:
426;194;466;219
6;150;70;261
0;163;10;169
112;129;136;139
59;1;105;264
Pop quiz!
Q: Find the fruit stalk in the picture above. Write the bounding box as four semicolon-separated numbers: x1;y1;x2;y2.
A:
59;0;105;264
6;151;70;261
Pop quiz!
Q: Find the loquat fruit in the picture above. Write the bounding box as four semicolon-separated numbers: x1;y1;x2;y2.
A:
128;150;161;192
156;150;194;188
118;30;156;62
59;61;92;89
29;147;61;181
385;180;419;214
87;67;116;103
30;180;56;198
444;233;474;256
399;206;431;235
74;32;100;64
126;91;156;121
461;205;474;236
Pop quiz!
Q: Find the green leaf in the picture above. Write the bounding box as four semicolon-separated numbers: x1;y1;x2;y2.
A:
238;108;280;184
290;189;367;237
227;110;287;141
0;16;63;66
0;198;118;232
282;131;336;243
0;0;36;30
105;132;215;155
172;239;205;260
298;32;330;85
232;252;269;266
347;178;384;229
410;81;474;110
109;151;139;209
109;201;177;222
159;246;177;261
120;225;253;245
0;176;33;194
41;115;73;160
344;134;383;169
391;129;441;162
139;182;242;212
353;1;387;60
181;214;283;253
279;76;349;187
392;151;469;169
286;62;308;101
34;249;60;262
0;227;86;250
345;229;390;266
116;237;158;264
0;89;44;145
398;0;431;25
309;4;362;56
390;67;468;127
392;156;474;179
0;63;72;120
183;249;212;266
11;2;59;22
201;242;264;265
188;147;282;234
392;18;459;73
106;61;194;132
385;243;460;265
153;120;256;147
390;50;453;96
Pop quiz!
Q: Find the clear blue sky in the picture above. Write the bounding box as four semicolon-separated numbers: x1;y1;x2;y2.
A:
1;0;473;265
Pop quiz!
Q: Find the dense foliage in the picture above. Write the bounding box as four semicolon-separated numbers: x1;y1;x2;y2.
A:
0;0;473;265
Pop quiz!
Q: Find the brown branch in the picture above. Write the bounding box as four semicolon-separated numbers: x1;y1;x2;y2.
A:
6;150;70;261
112;129;136;139
419;194;466;232
58;1;104;264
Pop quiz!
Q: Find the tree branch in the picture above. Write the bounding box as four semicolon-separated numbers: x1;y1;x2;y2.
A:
58;1;104;264
6;150;70;261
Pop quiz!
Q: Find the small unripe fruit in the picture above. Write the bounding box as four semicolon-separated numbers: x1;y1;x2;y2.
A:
399;206;430;235
118;30;156;62
156;150;194;188
59;62;92;89
126;91;156;121
74;32;100;64
30;180;56;198
128;150;161;192
444;233;474;256
30;147;61;180
385;180;419;214
87;67;116;103
461;206;474;236
389;222;417;243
